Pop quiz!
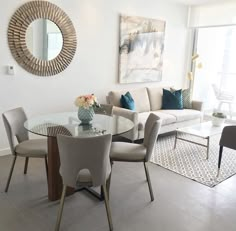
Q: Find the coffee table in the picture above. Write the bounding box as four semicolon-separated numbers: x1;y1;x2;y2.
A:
174;121;230;160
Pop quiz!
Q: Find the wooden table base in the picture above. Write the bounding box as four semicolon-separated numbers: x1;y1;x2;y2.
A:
47;137;74;201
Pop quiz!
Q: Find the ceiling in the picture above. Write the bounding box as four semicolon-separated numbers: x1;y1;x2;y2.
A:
172;0;226;5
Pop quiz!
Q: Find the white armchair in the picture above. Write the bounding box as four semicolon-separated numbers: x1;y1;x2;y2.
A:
212;84;234;119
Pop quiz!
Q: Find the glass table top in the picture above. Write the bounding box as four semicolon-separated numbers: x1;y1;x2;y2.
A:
24;112;134;138
176;121;231;138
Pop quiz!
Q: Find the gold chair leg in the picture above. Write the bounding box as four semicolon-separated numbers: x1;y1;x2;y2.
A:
106;162;113;199
44;156;48;183
144;162;154;201
102;185;113;231
106;173;112;200
55;185;67;231
5;155;17;192
24;157;29;174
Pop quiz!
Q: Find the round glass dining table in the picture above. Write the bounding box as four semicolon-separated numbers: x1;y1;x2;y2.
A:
24;112;134;138
24;112;134;201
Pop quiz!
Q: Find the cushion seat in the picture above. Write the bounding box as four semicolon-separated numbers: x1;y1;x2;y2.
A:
110;142;146;161
138;111;176;130
159;109;201;122
15;139;47;157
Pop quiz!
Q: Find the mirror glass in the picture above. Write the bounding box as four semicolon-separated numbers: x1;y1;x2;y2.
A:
26;19;63;60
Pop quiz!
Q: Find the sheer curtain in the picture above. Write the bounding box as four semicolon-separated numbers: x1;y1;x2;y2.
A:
192;26;236;114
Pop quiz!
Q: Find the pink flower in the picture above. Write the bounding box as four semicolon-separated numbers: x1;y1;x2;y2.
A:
74;94;98;109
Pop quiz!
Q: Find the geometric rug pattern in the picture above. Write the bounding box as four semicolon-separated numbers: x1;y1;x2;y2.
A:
151;133;236;187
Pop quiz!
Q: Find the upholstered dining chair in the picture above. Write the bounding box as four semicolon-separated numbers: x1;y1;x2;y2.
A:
217;125;236;177
55;134;113;231
94;104;113;116
2;107;48;192
110;113;161;201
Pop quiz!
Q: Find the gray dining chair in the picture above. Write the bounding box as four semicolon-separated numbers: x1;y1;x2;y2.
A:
94;104;113;116
217;125;236;177
55;134;113;231
110;113;161;201
2;107;48;192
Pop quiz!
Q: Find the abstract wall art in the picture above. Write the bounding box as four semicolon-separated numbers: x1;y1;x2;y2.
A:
119;15;166;83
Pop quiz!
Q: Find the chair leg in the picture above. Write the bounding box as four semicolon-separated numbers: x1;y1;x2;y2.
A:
24;157;29;174
44;156;48;183
102;185;113;231
106;161;113;200
106;172;112;200
55;185;67;231
5;155;17;192
143;162;154;201
217;146;223;177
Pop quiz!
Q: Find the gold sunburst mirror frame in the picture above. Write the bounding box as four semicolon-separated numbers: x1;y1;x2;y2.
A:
8;0;77;76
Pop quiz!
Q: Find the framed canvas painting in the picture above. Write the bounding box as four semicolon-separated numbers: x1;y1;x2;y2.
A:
119;15;166;84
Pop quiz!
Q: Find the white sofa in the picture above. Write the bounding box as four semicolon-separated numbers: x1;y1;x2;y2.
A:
107;87;203;141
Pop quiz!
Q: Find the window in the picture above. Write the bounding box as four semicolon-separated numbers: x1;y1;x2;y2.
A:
193;26;236;114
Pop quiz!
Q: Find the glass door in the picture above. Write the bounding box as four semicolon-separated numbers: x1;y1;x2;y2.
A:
193;26;236;117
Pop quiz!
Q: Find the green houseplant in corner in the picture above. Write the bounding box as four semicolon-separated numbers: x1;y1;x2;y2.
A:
212;112;226;126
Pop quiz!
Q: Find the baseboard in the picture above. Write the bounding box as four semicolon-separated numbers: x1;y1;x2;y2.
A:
0;148;11;156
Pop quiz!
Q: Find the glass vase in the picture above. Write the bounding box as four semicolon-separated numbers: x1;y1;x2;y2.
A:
78;106;94;125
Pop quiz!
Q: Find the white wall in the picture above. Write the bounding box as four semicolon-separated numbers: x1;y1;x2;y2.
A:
0;0;189;152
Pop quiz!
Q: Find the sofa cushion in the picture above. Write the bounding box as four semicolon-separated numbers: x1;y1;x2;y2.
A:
120;92;135;110
182;88;192;109
147;87;170;111
171;87;192;109
108;88;150;113
159;109;201;122
162;89;183;110
138;111;176;130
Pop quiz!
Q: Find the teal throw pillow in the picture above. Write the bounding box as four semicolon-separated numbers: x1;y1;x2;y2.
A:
162;89;183;110
120;92;135;110
171;87;192;109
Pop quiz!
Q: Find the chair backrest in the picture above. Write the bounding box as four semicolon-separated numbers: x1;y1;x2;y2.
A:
212;84;220;98
57;134;112;188
143;113;161;161
212;84;234;101
2;107;29;155
94;104;113;116
220;126;236;150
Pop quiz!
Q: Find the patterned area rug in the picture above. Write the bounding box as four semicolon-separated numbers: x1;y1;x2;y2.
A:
151;133;236;187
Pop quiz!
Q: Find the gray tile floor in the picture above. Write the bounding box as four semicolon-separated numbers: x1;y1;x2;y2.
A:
0;155;236;231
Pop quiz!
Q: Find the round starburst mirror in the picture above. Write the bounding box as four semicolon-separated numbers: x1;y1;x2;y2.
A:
8;1;77;76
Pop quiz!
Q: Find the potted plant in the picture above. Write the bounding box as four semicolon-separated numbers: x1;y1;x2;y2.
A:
212;112;226;126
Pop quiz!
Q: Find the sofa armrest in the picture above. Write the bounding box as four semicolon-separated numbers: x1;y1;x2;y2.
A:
113;106;139;141
192;100;203;111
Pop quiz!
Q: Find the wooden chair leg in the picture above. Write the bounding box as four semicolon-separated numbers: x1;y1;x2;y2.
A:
144;162;154;201
24;157;29;174
217;146;223;177
55;185;67;231
5;155;17;192
102;185;113;231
